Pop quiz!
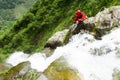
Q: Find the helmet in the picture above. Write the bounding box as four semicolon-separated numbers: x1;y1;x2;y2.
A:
76;10;81;16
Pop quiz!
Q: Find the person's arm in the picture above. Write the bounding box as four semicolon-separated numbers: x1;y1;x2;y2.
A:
73;16;78;23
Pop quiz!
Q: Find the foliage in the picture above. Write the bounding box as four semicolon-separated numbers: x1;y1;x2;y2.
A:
0;0;37;28
0;0;119;62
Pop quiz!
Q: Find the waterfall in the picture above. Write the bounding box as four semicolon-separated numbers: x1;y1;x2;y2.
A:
6;27;120;80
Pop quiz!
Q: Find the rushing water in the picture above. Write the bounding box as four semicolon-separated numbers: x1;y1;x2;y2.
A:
6;28;120;80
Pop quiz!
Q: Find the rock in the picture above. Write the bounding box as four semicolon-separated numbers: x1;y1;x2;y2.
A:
83;6;120;39
41;48;54;57
45;29;70;49
44;57;83;80
95;6;120;29
3;61;31;80
23;69;41;80
112;68;120;80
115;47;120;57
37;74;48;80
1;61;42;80
83;17;96;31
89;46;112;56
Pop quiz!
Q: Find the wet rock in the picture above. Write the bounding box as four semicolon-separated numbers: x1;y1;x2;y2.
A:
95;6;120;29
1;61;42;80
23;69;41;80
41;48;54;57
3;61;31;80
83;6;120;39
44;57;83;80
45;29;70;49
37;74;48;80
83;17;96;32
115;47;120;57
112;68;120;80
89;46;112;56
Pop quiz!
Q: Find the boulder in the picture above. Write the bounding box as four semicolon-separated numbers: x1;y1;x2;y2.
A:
83;6;120;39
44;57;83;80
45;29;70;49
0;61;43;80
3;61;31;80
112;68;120;80
84;6;120;29
94;6;120;29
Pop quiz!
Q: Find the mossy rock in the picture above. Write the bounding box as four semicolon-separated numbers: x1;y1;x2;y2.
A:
44;57;83;80
3;61;30;80
113;68;120;80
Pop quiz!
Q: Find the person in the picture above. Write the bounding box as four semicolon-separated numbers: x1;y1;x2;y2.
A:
71;10;87;34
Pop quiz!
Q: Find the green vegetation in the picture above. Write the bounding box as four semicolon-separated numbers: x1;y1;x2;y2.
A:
0;0;119;62
0;0;37;28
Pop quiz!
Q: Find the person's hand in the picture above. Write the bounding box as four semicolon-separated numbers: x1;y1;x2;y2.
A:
78;19;83;22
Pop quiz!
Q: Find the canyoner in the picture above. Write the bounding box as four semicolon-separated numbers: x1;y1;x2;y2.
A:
71;10;87;34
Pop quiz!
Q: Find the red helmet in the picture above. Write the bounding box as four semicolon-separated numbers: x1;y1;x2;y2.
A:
76;10;81;16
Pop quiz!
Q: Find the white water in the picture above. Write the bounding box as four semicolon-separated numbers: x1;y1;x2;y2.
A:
6;28;120;80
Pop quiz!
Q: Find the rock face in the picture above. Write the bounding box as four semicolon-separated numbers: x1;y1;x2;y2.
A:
83;6;120;38
45;29;70;49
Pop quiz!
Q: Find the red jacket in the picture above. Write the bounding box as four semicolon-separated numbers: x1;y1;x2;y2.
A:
74;12;87;23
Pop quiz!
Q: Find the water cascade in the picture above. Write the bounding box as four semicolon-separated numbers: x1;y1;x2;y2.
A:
6;27;120;80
